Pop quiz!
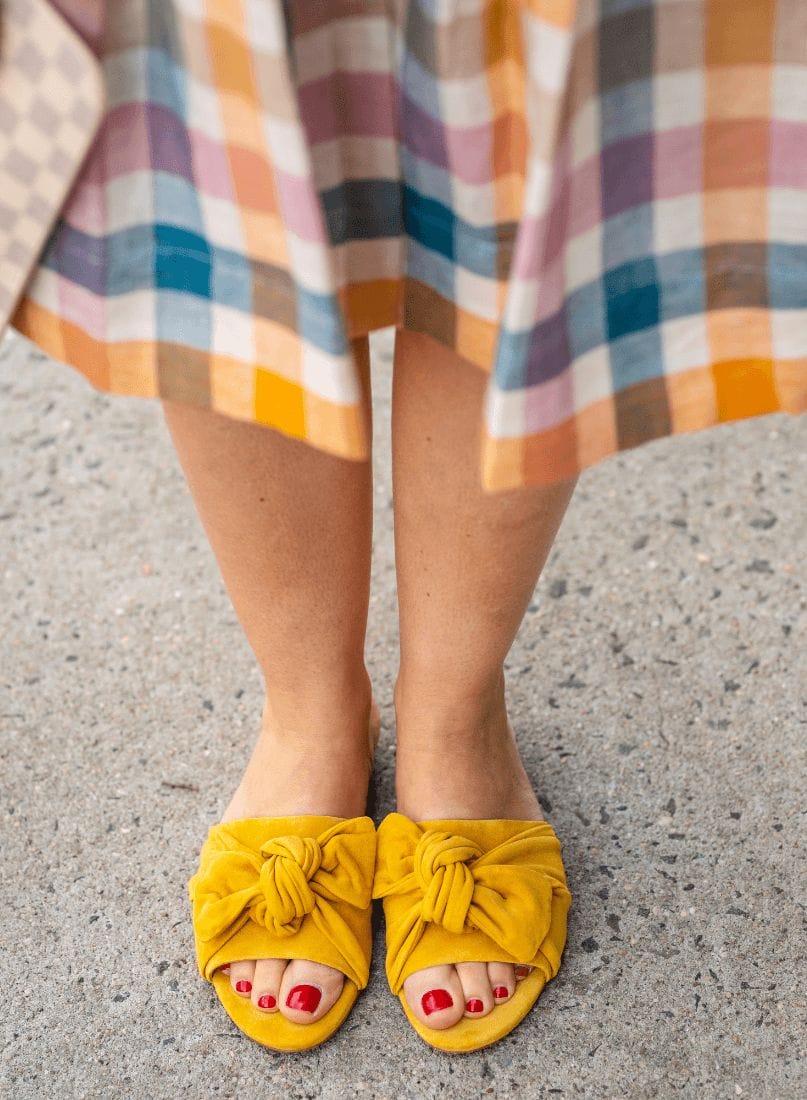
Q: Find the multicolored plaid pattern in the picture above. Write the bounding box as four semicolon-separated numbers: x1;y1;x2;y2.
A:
11;1;807;492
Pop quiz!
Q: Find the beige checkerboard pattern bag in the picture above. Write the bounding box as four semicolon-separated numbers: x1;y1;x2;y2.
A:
0;0;104;334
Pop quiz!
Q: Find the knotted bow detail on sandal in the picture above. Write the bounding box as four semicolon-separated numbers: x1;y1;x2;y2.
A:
373;813;572;994
188;815;377;989
413;831;483;933
193;834;327;941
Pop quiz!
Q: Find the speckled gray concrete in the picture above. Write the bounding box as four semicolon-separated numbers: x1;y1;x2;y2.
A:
0;327;804;1100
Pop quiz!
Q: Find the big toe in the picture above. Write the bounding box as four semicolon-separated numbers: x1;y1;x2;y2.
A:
402;965;465;1030
278;960;345;1024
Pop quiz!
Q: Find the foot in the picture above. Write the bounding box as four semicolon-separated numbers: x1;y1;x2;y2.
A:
393;670;543;1031
216;679;379;1027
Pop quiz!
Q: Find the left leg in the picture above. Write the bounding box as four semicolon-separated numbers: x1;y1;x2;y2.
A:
389;327;577;1030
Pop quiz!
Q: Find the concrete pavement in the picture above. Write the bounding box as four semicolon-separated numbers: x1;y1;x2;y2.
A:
1;327;804;1098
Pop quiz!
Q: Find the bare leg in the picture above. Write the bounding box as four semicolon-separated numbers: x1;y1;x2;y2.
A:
389;328;577;1030
163;334;376;1025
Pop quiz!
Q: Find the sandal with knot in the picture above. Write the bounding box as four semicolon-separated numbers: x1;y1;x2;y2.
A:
372;812;572;1053
187;702;381;1052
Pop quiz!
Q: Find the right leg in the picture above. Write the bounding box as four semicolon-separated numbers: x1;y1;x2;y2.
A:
162;334;375;1025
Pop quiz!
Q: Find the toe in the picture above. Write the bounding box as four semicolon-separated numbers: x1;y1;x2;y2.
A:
250;958;286;1012
487;962;516;1005
402;965;465;1031
514;964;533;982
229;959;256;997
455;962;494;1018
278;960;344;1025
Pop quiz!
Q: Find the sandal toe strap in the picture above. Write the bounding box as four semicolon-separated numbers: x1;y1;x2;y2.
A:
373;813;571;994
188;815;377;989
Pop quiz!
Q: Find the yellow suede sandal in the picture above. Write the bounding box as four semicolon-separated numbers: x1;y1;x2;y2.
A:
373;812;572;1053
187;704;382;1053
188;813;377;1052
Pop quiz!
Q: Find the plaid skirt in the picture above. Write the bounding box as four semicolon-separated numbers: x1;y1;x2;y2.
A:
11;1;807;492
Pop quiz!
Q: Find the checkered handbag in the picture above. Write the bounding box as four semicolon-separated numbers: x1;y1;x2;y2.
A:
0;0;103;335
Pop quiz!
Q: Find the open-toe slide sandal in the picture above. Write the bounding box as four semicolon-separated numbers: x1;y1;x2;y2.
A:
187;700;381;1052
188;813;377;1051
373;812;572;1053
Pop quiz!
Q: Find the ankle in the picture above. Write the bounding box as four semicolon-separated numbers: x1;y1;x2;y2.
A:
223;671;376;822
393;665;507;746
261;667;374;743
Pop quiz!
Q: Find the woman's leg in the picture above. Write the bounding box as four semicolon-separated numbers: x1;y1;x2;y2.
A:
162;334;375;1025
389;327;577;1030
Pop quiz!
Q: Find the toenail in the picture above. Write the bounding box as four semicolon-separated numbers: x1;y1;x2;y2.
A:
286;984;321;1013
257;994;276;1010
493;986;509;1000
422;989;453;1016
466;998;484;1014
220;964;230;973
235;979;252;993
515;965;530;979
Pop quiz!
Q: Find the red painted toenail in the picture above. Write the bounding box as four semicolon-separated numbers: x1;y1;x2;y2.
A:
422;989;453;1015
257;994;276;1009
220;964;230;973
235;980;252;993
286;984;321;1013
515;965;530;979
466;998;484;1014
494;986;509;1000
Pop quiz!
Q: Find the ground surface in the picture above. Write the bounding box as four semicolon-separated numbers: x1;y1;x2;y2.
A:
0;328;804;1099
